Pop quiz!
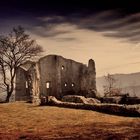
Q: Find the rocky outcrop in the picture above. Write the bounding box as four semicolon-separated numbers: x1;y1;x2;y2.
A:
62;95;100;104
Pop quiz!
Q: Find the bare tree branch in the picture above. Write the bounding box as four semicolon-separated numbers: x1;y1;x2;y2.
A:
103;74;121;97
0;26;43;102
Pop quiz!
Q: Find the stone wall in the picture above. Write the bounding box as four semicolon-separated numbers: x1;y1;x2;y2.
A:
80;59;96;97
28;63;40;101
15;67;30;101
38;55;96;99
15;61;35;101
15;55;97;101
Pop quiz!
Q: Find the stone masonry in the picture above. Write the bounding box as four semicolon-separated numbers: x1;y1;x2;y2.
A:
15;55;97;102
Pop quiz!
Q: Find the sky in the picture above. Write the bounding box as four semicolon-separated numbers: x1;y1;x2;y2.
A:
0;0;140;76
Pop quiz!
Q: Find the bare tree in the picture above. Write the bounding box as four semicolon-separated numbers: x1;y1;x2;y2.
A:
0;26;43;102
131;82;137;97
103;74;121;97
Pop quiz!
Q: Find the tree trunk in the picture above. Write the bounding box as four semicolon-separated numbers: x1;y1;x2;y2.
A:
5;92;12;103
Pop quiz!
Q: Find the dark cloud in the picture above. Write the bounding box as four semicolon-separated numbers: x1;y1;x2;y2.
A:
30;23;72;37
31;10;140;43
0;0;140;43
66;11;140;43
53;37;77;42
32;28;70;38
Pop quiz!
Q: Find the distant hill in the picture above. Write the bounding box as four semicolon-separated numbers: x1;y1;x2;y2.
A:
97;72;140;97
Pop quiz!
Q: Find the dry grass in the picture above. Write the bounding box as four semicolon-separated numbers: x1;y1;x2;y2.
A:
0;102;140;140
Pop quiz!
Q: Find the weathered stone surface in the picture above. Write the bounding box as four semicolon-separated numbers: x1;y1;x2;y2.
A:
86;98;101;104
62;95;100;104
122;97;140;105
126;105;140;114
86;89;98;98
62;95;87;103
15;61;34;101
32;96;41;106
101;97;122;104
15;55;97;102
101;96;140;105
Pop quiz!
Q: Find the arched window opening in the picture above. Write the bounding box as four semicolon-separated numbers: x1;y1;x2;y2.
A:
25;81;28;88
61;65;65;70
64;83;67;87
72;83;75;87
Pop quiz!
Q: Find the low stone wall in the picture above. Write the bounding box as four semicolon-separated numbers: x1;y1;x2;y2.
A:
47;96;140;117
101;97;122;104
124;97;140;105
101;96;140;105
62;95;100;104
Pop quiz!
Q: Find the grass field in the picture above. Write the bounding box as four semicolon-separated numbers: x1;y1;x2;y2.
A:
0;102;140;140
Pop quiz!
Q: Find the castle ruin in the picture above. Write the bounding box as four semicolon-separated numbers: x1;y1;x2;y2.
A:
15;55;96;102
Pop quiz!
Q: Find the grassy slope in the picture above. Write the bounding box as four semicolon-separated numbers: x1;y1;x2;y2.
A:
0;102;140;140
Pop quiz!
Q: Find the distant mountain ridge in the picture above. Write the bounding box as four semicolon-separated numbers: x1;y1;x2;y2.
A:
97;72;140;97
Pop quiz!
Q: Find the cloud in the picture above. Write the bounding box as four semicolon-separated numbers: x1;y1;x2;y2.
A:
29;10;140;43
30;23;75;37
53;37;77;42
75;11;140;43
32;25;70;37
103;29;140;43
98;61;140;73
85;12;140;31
37;16;65;24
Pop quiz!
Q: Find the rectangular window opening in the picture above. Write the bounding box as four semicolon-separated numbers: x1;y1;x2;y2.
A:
46;82;50;89
26;81;28;88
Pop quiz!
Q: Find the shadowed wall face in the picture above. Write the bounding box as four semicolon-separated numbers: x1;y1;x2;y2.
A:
38;55;96;99
15;68;30;101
